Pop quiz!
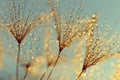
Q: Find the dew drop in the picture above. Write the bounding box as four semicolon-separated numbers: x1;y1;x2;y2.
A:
117;45;119;48
34;38;37;41
54;25;57;28
106;28;110;32
32;56;34;60
71;19;74;22
92;14;97;19
30;34;33;37
101;25;104;28
83;31;86;34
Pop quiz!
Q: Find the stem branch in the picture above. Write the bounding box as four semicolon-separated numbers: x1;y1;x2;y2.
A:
76;70;85;80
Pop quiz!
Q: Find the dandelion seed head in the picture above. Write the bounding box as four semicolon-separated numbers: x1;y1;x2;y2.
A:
81;22;120;73
0;0;48;44
47;0;96;52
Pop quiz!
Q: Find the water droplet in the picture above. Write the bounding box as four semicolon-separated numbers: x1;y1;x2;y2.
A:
91;27;94;31
54;25;57;28
112;42;116;45
30;34;33;37
71;19;74;22
92;14;97;19
83;31;86;34
117;45;119;48
91;19;97;23
34;38;37;41
101;25;104;28
106;28;110;32
32;56;34;60
96;38;99;41
90;39;93;42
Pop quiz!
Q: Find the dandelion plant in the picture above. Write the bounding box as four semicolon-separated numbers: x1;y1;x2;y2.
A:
76;23;120;80
0;0;120;80
41;0;98;79
0;0;47;80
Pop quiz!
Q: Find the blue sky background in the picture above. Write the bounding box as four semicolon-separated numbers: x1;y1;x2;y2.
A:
84;0;120;32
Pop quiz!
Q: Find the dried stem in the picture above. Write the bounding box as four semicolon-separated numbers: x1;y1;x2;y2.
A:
76;70;85;80
16;43;21;80
40;71;46;80
40;67;49;80
40;49;62;80
24;68;28;80
23;59;31;80
46;49;62;80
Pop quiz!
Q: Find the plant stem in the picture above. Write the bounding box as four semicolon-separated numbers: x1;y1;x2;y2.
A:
40;67;48;80
46;50;62;80
24;68;28;80
16;43;21;80
76;70;85;80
